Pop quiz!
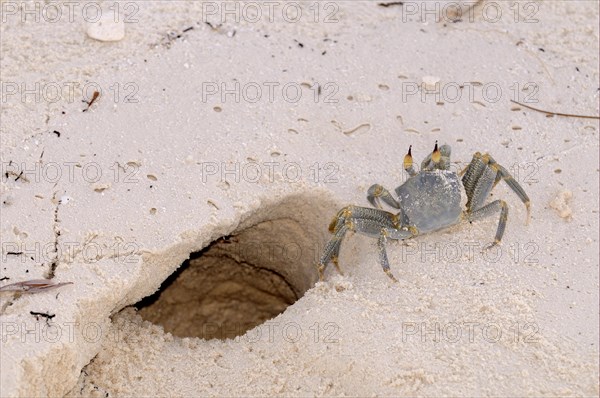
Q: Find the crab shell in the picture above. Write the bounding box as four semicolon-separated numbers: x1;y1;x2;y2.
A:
395;169;462;234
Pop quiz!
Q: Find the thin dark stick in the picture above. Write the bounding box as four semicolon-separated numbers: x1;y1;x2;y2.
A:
510;99;599;120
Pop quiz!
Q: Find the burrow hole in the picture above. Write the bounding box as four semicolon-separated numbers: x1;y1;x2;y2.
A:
135;194;333;340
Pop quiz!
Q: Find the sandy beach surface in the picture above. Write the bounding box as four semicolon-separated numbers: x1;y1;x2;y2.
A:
1;1;598;396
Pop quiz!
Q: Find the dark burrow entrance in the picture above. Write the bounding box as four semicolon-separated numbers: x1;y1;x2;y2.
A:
135;194;334;340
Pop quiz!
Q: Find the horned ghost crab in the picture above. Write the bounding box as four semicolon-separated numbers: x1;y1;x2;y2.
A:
318;142;531;282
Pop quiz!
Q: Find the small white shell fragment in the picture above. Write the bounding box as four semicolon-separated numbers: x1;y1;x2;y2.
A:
422;75;440;90
549;190;573;221
59;195;73;204
86;14;125;42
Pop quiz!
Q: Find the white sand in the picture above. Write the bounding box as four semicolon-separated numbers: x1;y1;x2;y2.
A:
1;1;598;396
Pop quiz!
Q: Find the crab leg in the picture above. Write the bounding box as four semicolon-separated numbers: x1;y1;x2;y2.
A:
318;222;350;279
377;231;402;282
492;162;531;224
318;207;415;281
465;200;509;248
463;152;531;224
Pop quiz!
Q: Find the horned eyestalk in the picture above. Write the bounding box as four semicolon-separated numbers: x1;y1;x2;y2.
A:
431;141;441;163
403;145;417;177
403;145;413;170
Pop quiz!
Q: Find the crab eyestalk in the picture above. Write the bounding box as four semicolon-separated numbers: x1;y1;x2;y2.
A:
431;141;441;164
421;141;452;171
403;145;417;176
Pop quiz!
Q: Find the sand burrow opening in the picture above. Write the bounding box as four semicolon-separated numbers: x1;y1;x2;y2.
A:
136;194;333;340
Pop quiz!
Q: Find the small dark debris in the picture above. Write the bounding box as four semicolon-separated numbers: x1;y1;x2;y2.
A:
264;34;269;38
205;21;222;31
294;40;304;48
14;171;24;182
52;130;61;137
82;91;100;112
378;2;404;7
30;311;55;320
6;251;23;256
322;50;327;55
61;111;66;115
0;277;9;281
575;67;580;72
538;48;545;52
183;26;194;33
